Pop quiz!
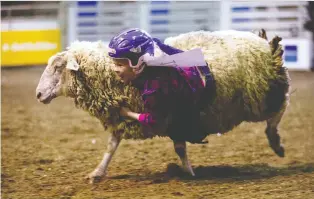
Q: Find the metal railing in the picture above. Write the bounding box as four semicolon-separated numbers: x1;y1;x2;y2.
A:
1;2;68;49
1;2;60;19
228;1;310;39
67;1;221;45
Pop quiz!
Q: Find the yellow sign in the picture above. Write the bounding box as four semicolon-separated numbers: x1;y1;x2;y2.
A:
1;29;61;66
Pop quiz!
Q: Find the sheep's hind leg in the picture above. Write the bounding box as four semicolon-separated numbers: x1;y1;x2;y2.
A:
86;133;121;184
173;141;195;176
265;103;287;157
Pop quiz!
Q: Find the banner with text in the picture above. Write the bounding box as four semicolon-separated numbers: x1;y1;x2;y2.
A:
1;29;61;66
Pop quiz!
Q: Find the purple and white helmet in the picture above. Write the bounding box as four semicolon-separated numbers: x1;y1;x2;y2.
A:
108;28;155;73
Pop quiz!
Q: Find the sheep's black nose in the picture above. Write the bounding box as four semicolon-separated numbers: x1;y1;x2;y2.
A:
36;92;41;99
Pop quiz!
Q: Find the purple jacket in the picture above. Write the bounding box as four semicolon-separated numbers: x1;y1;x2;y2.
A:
131;39;214;143
131;66;207;142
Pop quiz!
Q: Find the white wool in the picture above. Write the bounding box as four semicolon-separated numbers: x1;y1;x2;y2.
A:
67;40;107;52
165;30;263;43
153;42;166;57
164;30;269;51
67;40;110;63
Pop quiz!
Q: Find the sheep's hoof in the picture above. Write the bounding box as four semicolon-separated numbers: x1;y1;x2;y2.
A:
85;170;105;184
166;163;184;177
166;163;196;177
87;175;103;184
273;145;285;157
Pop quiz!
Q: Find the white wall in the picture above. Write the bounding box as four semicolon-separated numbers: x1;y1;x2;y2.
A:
1;19;59;31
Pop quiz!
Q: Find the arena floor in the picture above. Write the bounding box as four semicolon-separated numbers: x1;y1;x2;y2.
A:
2;66;314;199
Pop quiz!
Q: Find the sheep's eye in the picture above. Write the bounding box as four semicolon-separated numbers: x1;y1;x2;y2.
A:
56;62;63;68
52;62;63;73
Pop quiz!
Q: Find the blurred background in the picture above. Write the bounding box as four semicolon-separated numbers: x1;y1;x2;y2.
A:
2;2;314;198
1;1;313;70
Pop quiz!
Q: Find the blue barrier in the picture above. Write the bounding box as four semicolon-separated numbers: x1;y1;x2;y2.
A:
151;20;169;25
232;7;250;12
79;31;98;35
151;1;169;4
77;1;97;7
151;9;169;15
78;22;97;27
284;45;298;62
232;18;250;23
78;12;97;17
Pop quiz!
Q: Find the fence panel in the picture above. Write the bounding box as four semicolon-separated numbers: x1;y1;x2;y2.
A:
1;3;61;67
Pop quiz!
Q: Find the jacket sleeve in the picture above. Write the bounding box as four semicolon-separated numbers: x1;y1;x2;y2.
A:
138;113;156;126
138;88;165;127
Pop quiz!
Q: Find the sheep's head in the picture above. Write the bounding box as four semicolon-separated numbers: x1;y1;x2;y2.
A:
36;51;79;104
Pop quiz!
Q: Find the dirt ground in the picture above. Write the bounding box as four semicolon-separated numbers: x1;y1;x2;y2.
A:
1;66;314;199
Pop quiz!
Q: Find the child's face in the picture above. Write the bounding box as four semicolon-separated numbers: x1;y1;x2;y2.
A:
112;59;137;84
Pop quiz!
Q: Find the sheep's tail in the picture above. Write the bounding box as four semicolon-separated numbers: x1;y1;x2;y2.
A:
269;35;284;69
261;29;291;114
257;29;284;69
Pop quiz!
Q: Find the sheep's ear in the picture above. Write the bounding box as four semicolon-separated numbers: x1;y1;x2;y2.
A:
66;53;79;71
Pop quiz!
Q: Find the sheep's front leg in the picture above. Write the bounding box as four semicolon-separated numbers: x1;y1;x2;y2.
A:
173;141;195;176
86;133;121;184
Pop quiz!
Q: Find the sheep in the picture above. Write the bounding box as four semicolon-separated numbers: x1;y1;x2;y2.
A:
35;30;290;183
